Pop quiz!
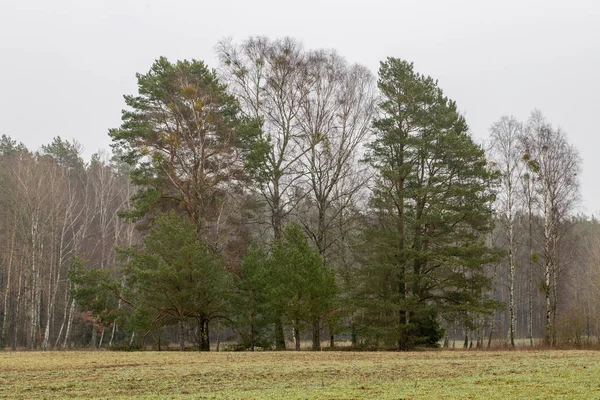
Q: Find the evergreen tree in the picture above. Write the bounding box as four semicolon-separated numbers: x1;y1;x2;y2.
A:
109;57;256;251
359;58;500;350
41;137;86;174
71;213;230;351
266;224;337;351
229;246;273;350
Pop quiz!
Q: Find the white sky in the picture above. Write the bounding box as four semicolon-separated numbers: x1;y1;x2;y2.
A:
1;0;599;212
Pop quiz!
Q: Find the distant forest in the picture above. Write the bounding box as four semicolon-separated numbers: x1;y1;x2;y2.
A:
0;37;597;352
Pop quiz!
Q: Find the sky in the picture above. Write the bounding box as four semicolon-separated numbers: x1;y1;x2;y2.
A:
1;0;599;213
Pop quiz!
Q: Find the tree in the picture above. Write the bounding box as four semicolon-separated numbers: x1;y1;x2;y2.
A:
561;216;600;344
295;49;376;350
296;50;375;252
71;212;230;351
519;143;538;346
109;57;252;253
217;37;315;350
229;246;273;351
218;37;377;350
521;110;580;345
265;224;337;351
41;137;86;175
488;116;523;347
360;58;500;350
217;37;310;243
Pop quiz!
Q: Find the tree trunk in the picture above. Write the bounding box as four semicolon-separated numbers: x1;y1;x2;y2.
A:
527;203;534;346
13;263;23;351
54;287;71;348
216;323;221;352
178;319;185;351
544;264;552;346
508;211;516;347
41;264;60;350
91;325;97;349
543;189;553;347
312;319;320;351
1;227;15;348
487;316;495;349
30;215;40;350
275;317;286;350
294;327;301;351
199;314;210;351
249;314;255;351
550;243;558;347
396;164;407;351
109;324;116;347
272;188;283;241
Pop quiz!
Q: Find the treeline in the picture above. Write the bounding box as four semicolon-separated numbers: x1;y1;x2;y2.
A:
0;37;597;351
0;138;135;349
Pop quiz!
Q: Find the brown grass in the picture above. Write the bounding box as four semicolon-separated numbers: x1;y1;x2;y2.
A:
0;350;599;399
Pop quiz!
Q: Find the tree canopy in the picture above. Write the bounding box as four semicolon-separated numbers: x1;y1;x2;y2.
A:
0;38;588;352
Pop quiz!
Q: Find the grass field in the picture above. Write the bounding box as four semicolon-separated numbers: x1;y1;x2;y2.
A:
0;350;599;399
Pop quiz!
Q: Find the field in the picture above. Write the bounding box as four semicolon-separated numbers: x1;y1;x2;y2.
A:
1;350;599;399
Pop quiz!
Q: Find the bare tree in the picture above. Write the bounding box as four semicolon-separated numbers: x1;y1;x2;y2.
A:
298;52;375;257
519;151;538;346
0;135;141;350
217;37;311;240
218;37;314;349
522;110;580;345
489;116;523;347
295;50;376;349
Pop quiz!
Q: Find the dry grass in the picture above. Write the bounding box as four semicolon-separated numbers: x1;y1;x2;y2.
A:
0;350;599;399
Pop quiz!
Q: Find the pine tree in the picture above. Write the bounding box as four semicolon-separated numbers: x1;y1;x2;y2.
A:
265;224;337;351
359;58;500;350
71;213;230;351
109;57;255;251
229;246;273;350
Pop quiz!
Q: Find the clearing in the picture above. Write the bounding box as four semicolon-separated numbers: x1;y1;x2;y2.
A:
0;350;599;399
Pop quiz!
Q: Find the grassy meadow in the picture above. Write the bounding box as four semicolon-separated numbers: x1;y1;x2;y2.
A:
0;350;599;399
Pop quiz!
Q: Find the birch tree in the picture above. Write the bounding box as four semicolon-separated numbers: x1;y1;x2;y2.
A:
217;37;311;349
217;37;315;238
489;116;523;347
295;50;376;349
522;110;580;345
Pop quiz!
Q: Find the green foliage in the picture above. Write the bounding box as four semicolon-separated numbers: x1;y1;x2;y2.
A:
0;135;28;157
357;58;501;350
236;117;272;184
266;224;337;334
69;257;123;329
124;212;230;325
41;136;85;173
230;224;338;349
67;54;503;352
229;246;273;350
109;57;258;226
70;212;231;346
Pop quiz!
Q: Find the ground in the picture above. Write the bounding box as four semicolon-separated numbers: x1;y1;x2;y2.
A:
0;350;599;399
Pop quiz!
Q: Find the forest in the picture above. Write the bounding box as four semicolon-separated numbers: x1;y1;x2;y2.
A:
0;36;597;352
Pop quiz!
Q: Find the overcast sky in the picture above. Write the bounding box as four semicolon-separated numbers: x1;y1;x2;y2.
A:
1;0;598;212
